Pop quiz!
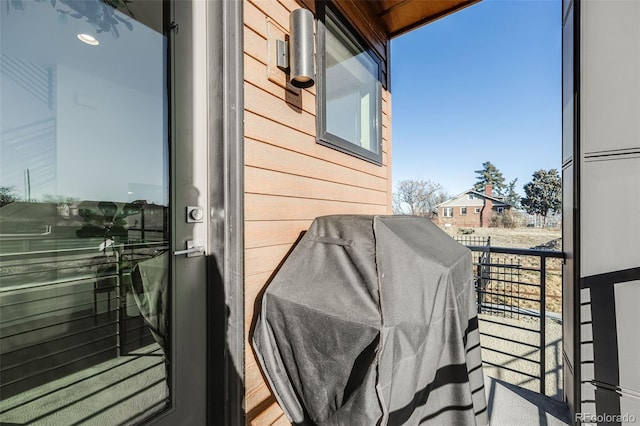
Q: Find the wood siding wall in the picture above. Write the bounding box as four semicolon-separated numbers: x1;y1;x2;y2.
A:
243;0;392;424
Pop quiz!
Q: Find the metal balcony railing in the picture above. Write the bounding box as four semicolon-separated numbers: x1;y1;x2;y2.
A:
0;235;166;399
458;239;565;398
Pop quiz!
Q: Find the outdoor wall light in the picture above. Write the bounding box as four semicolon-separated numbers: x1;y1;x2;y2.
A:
276;8;315;88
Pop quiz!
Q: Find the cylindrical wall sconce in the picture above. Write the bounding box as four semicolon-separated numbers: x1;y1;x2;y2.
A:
276;8;315;88
289;8;314;88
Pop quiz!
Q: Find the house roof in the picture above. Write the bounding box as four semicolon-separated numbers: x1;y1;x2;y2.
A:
367;0;482;38
435;189;513;209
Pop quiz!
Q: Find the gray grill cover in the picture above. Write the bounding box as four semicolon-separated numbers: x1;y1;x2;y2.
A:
252;215;488;425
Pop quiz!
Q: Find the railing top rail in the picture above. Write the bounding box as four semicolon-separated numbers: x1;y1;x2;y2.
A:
0;241;168;259
466;244;565;259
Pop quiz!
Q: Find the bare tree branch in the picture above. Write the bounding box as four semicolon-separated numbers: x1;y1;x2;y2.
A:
393;180;449;217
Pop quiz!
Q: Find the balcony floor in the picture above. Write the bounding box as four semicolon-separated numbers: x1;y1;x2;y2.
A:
485;376;571;426
2;346;571;425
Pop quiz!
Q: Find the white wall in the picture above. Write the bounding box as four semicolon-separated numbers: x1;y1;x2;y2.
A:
579;1;640;421
56;64;166;204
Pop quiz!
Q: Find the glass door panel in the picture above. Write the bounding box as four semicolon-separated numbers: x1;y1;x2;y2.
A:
1;1;171;424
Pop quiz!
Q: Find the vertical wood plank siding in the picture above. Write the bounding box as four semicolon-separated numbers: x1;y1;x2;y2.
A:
243;0;392;423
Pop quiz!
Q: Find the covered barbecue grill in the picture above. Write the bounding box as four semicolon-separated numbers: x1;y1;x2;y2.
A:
252;215;488;425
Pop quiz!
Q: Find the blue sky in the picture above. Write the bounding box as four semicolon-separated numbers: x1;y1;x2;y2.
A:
390;0;561;197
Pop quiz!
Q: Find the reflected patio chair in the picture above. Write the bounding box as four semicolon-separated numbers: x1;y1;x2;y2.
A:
92;253;118;322
130;251;168;351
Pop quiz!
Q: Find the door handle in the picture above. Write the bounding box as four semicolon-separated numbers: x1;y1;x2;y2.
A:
174;240;205;257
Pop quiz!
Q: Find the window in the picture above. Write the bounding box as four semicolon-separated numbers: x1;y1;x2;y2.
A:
474;208;481;214
497;207;505;213
460;207;467;215
443;207;453;217
468;194;474;200
317;2;382;164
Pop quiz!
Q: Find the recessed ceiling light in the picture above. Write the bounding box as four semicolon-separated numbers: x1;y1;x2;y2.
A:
77;33;99;46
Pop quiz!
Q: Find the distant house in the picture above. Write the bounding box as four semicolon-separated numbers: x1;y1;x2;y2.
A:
433;184;513;228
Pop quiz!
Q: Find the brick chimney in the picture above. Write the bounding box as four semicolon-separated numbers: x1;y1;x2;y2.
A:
481;184;493;227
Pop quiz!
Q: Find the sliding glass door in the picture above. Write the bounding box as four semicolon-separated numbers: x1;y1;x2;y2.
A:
0;1;208;424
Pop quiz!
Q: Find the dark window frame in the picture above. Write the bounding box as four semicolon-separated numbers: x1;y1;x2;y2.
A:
316;1;384;165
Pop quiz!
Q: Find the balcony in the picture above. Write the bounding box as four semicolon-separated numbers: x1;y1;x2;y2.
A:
457;236;572;425
1;216;575;425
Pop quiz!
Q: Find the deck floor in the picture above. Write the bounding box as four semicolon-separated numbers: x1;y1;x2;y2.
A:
0;344;168;426
1;347;572;426
485;375;571;426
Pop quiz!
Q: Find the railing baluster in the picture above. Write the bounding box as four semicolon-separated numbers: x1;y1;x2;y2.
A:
540;254;547;396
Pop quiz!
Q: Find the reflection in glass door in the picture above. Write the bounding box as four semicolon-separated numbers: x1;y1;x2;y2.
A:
0;1;170;424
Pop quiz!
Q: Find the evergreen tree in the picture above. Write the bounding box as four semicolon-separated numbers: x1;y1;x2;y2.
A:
505;178;521;208
521;169;561;226
473;161;507;196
